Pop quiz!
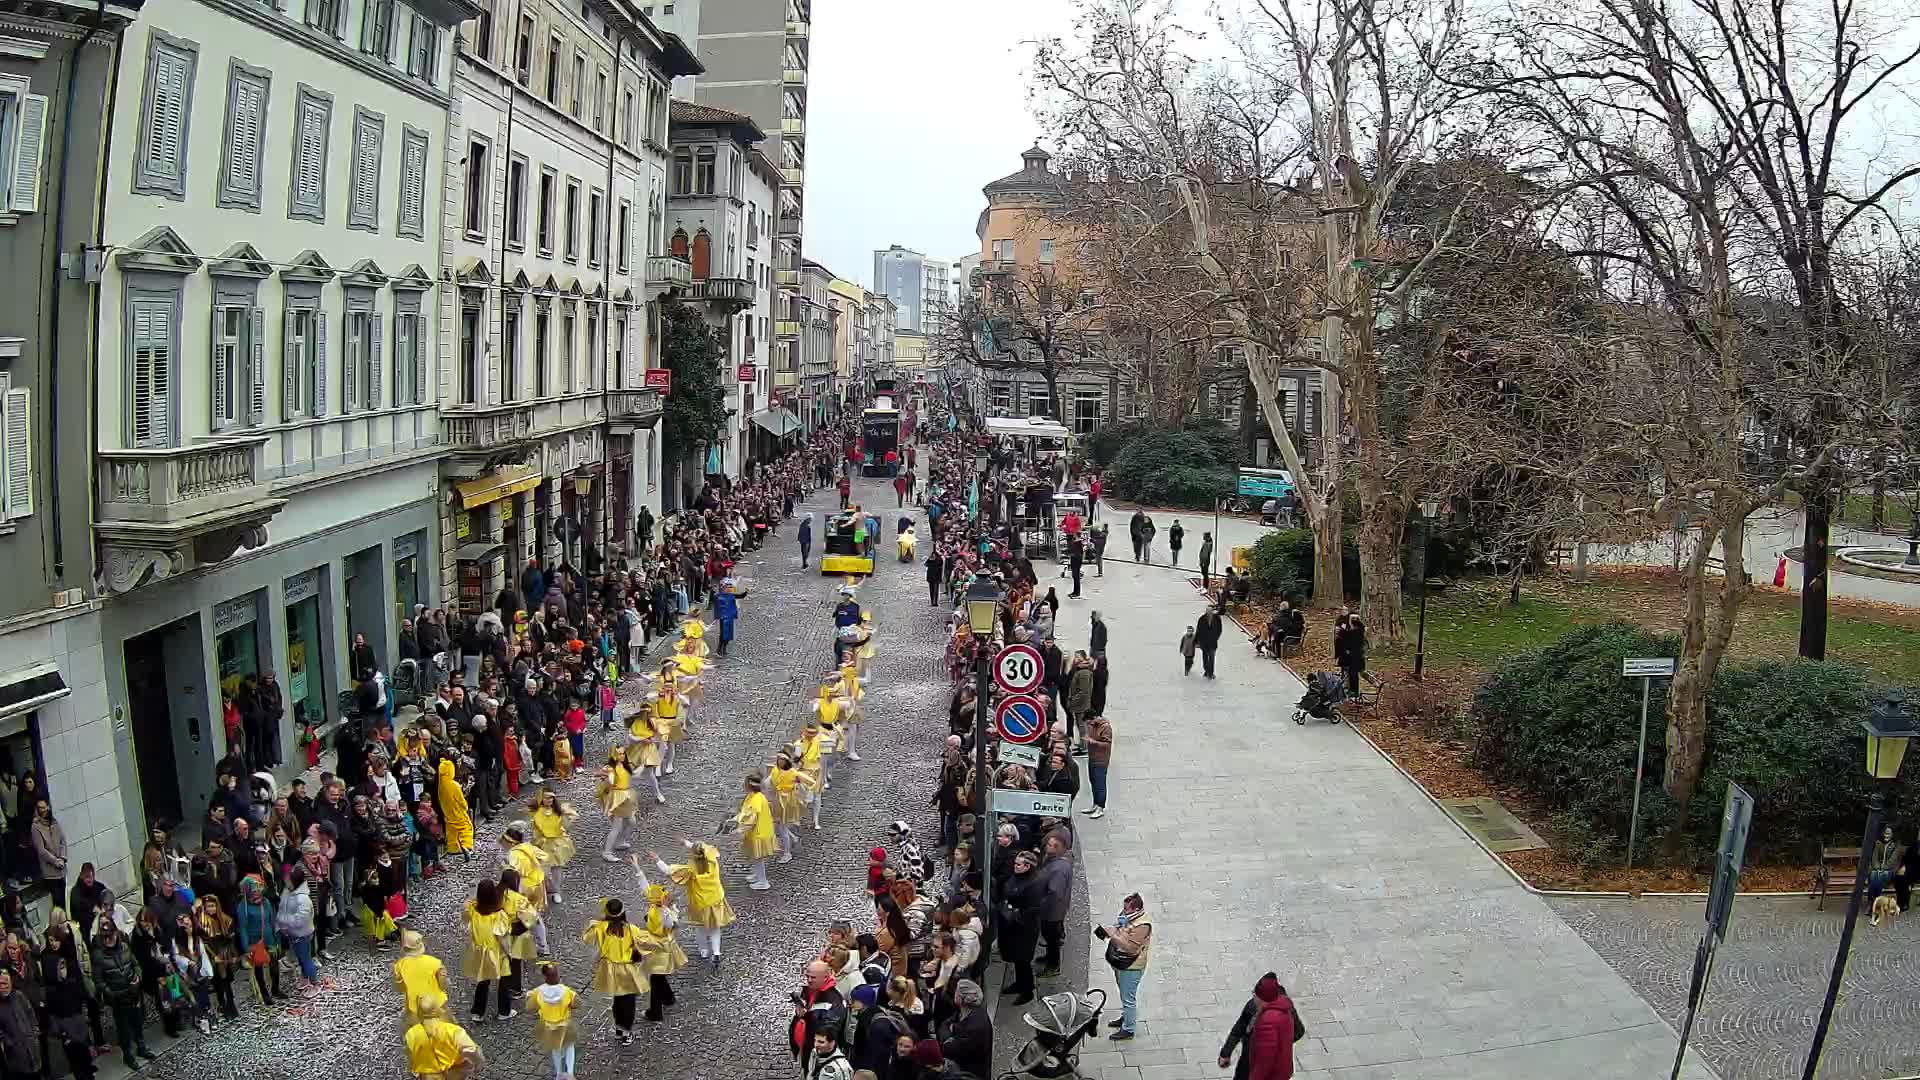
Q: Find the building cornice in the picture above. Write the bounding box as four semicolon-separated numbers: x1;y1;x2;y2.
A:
196;0;451;108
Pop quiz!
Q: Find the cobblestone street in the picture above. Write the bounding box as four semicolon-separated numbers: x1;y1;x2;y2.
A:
138;472;954;1080
1551;895;1920;1080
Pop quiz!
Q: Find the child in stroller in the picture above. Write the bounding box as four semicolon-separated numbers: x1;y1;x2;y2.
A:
1291;670;1346;725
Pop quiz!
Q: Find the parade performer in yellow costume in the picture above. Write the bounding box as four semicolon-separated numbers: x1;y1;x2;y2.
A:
812;681;846;787
794;721;829;830
856;613;877;681
437;756;473;858
680;616;711;659
581;899;648;1045
626;703;667;804
498;866;541;973
462;881;512;1021
835;660;866;761
652;658;691;776
524;963;578;1080
500;826;552;956
764;751;811;862
528;787;577;903
652;841;735;970
726;773;779;890
403;995;483;1080
597;746;636;862
391;931;448;1028
635;881;686;1022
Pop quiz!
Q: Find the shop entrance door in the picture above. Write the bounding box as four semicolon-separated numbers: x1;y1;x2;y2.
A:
124;618;211;830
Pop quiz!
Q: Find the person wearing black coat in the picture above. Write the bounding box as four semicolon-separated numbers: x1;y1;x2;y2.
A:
1333;613;1367;695
938;982;993;1078
254;674;285;766
1089;611;1108;658
1217;973;1307;1080
925;551;946;607
997;851;1044;1005
1193;607;1224;680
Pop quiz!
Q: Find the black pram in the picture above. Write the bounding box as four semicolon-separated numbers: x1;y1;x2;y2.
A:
1292;670;1346;725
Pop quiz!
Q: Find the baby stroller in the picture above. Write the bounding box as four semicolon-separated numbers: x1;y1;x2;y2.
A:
1292;670;1346;725
1001;990;1107;1080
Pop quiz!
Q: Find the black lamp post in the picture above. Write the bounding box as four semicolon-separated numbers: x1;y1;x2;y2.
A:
1903;510;1918;568
1802;691;1919;1080
964;576;1005;918
1412;497;1441;680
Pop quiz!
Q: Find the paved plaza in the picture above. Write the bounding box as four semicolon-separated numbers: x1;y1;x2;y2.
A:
131;472;955;1080
1043;551;1718;1080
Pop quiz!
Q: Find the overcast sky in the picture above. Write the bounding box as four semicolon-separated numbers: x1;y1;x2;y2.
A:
802;0;1075;290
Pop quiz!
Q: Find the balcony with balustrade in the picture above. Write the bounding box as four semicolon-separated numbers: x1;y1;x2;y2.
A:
645;254;694;300
95;436;288;593
693;277;755;312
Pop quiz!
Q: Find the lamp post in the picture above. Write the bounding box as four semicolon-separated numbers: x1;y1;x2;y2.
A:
1903;509;1918;568
1412;497;1442;680
965;577;1005;920
1802;692;1919;1080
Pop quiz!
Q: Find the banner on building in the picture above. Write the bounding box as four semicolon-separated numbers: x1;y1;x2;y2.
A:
645;369;672;393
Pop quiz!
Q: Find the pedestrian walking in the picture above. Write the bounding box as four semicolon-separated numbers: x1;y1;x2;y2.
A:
1081;715;1112;818
1067;537;1084;598
926;549;946;607
1195;605;1224;679
1199;532;1215;588
1094;892;1152;1041
799;513;814;569
1218;973;1304;1080
1168;520;1184;566
1178;626;1197;676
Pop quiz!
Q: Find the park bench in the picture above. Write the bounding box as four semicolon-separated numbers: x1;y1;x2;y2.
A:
1810;845;1862;910
1344;671;1387;714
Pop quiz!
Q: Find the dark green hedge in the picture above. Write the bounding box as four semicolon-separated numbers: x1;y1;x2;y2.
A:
1105;430;1235;510
1469;622;1913;864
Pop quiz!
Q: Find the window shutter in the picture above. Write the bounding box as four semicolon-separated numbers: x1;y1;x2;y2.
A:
10;94;47;213
414;316;427;404
353;123;378;222
400;135;425;234
149;305;173;446
368;315;383;407
283;308;300;417
210;307;231;426
228;80;263;198
313;311;328;417
3;389;29;519
156;52;188;180
250;306;267;423
343;316;358;410
296;99;325;208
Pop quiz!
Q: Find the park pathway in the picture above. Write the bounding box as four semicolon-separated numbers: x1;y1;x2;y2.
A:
1041;556;1719;1080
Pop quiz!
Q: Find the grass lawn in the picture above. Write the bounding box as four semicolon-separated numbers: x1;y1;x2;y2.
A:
1404;569;1920;683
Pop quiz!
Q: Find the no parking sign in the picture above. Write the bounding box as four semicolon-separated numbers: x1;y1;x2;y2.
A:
995;694;1046;745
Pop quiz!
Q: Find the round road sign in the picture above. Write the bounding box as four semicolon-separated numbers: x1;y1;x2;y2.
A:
992;643;1045;695
995;694;1047;745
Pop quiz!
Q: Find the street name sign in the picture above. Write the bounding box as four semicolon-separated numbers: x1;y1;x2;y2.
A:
993;789;1070;817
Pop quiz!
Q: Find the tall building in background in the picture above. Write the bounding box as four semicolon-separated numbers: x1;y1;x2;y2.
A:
921;257;952;337
874;245;924;333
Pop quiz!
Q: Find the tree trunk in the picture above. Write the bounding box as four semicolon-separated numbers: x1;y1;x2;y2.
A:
1799;472;1833;659
1662;516;1750;853
1311;510;1345;610
1357;499;1406;642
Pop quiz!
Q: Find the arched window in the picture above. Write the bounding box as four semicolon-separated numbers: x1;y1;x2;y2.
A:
671;149;692;194
691;229;712;280
670;228;689;259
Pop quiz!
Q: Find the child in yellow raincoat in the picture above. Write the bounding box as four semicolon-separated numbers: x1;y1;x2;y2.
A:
462;881;512;1021
635;882;686;1022
529;788;577;903
523;963;577;1080
764;751;811;862
726;773;779;891
627;704;667;804
651;841;734;970
403;995;483;1080
597;747;636;862
392;931;448;1029
437;757;474;859
581;899;648;1045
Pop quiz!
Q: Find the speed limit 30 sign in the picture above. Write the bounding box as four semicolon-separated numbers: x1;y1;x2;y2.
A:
992;643;1044;695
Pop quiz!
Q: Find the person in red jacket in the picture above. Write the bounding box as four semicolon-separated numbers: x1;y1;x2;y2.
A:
1219;972;1305;1080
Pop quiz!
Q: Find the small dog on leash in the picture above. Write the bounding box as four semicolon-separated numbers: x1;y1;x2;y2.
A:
1871;893;1901;926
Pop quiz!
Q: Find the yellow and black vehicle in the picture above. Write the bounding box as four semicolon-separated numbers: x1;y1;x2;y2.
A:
820;509;876;575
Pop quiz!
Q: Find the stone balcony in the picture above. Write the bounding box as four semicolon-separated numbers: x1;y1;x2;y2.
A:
95;436;287;593
693;276;755;311
606;389;664;433
645;254;693;300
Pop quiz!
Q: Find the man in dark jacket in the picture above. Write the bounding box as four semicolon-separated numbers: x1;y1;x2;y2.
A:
925;550;946;607
846;982;909;1074
1089;610;1108;658
938;980;993;1077
1217;972;1305;1080
313;782;356;921
92;920;154;1069
520;559;546;611
789;959;844;1076
1194;606;1225;679
1034;832;1073;976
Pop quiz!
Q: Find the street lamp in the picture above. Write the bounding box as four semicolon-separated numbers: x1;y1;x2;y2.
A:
964;576;1005;922
1803;691;1920;1080
1903;510;1918;568
1412;497;1442;680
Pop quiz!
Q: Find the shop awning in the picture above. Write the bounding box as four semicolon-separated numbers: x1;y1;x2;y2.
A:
454;541;506;562
0;662;68;738
454;466;543;509
751;408;804;437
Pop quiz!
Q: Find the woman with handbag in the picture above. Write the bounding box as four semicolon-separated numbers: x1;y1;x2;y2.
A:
1093;892;1152;1041
232;874;280;1007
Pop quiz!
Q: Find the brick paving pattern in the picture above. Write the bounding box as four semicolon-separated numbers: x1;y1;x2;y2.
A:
138;473;954;1080
1551;895;1920;1080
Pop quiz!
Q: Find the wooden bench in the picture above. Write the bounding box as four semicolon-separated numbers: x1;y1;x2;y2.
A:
1811;845;1862;910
